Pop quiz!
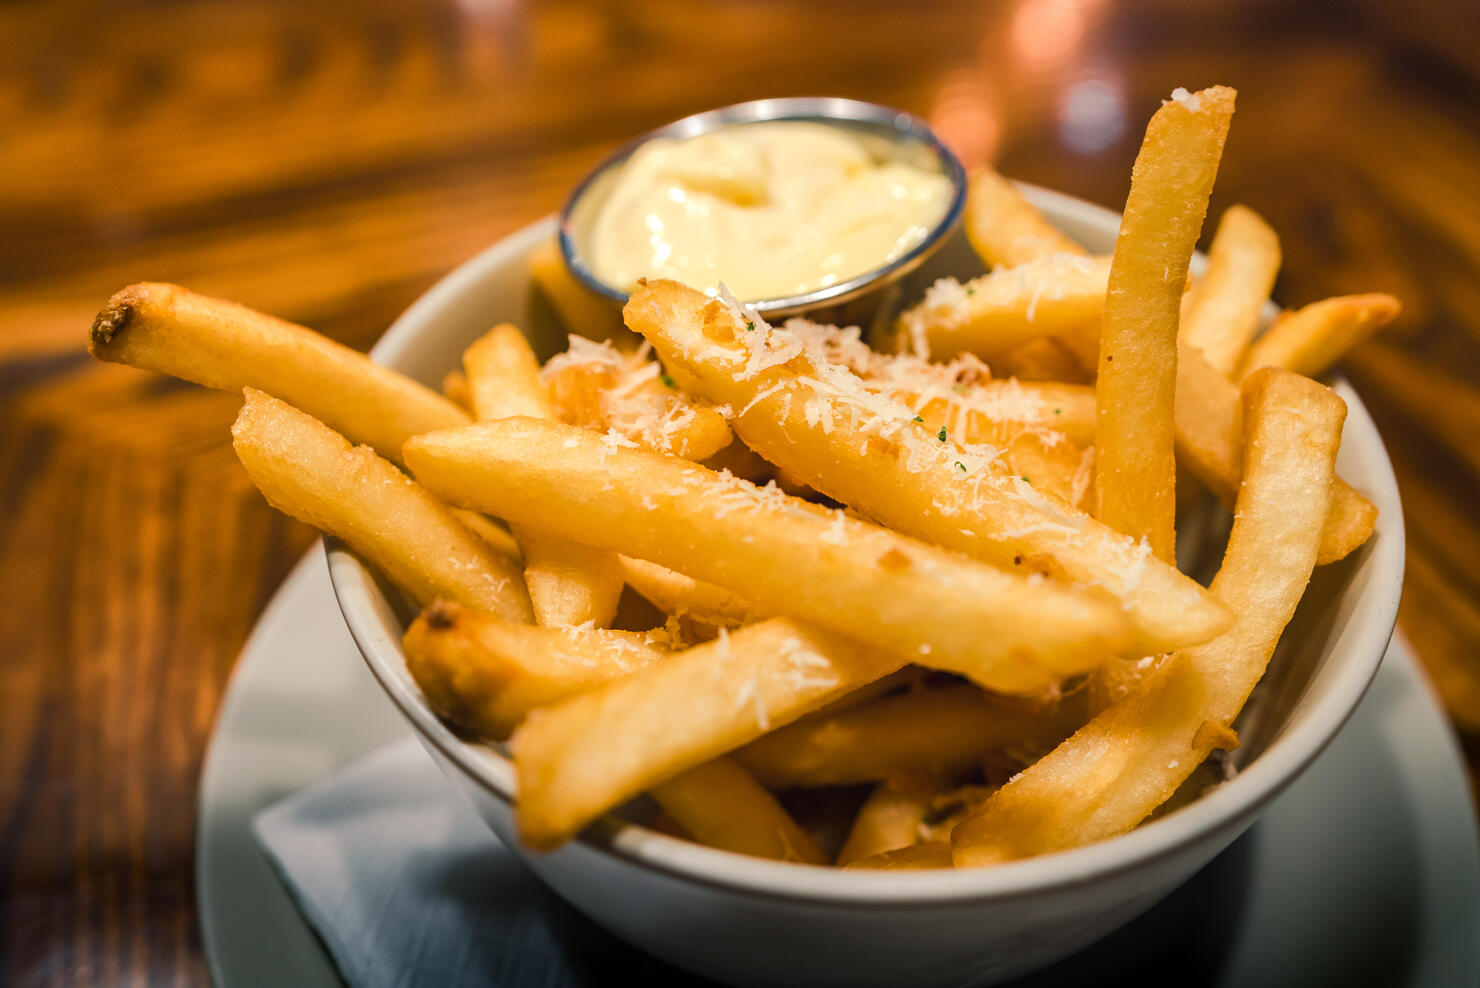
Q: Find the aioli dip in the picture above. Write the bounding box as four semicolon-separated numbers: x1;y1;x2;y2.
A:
587;121;953;301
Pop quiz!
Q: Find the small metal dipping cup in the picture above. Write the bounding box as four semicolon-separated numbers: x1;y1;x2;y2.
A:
558;97;967;321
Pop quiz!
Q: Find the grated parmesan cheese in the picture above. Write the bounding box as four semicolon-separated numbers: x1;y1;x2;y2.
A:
1167;86;1202;111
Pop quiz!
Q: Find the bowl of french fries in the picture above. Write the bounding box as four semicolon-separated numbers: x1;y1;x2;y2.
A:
90;86;1403;987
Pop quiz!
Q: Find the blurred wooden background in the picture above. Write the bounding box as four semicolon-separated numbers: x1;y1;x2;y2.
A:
3;0;1478;982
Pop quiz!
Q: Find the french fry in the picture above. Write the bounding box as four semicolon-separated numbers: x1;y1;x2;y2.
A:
1083;654;1166;716
512;618;905;849
893;255;1110;366
529;235;636;346
542;338;733;459
1179;205;1282;375
405;417;1130;691
626;280;1229;654
616;556;765;630
902;405;1094;512
462;324;625;629
1175;342;1377;564
997;435;1096;513
1237;293;1401;381
441;370;473;413
845;841;954;870
733;686;1076;788
463;323;553;420
91;283;469;464
894;379;1096;446
403;599;667;738
835;782;936;866
648;757;827;864
516;541;625;630
897;383;1095;510
953;368;1343;864
997;337;1093;383
449;509;522;563
1095;85;1235;562
231;389;532;623
964;166;1089;269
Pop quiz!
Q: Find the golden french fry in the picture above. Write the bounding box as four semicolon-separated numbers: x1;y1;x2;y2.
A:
529;235;636;346
997;337;1093;383
953;368;1344;864
231;389;532;623
462;324;624;629
626;280;1228;655
784;313;1095;443
1096;85;1236;562
893;255;1110;366
616;556;764;630
91;283;469;464
449;509;522;563
512;618;905;849
733;686;1076;788
648;757;827;864
896;381;1095;510
405;417;1129;691
1083;653;1166;716
542;338;733;459
1238;293;1401;381
894;379;1096;446
1313;487;1380;566
463;323;553;420
1175;341;1376;564
836;782;936;866
1180;205;1282;375
516;537;625;630
845;841;954;870
442;370;473;413
403;599;667;738
999;435;1096;513
897;406;1094;512
965;166;1089;269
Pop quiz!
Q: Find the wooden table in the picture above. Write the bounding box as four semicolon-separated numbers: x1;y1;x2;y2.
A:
3;0;1477;981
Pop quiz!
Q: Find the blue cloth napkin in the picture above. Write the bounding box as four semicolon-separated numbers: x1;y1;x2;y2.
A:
252;738;708;987
252;737;1260;987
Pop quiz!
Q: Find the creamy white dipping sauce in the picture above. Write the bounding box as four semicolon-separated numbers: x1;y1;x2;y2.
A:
587;121;953;301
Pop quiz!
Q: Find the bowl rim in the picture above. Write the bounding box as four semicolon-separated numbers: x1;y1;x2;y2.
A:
556;97;968;316
329;186;1404;907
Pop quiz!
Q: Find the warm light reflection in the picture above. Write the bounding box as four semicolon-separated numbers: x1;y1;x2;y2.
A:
1058;76;1126;153
1011;0;1098;72
929;72;1001;171
454;0;520;19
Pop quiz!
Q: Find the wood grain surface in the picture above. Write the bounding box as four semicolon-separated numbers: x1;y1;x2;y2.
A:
3;0;1479;982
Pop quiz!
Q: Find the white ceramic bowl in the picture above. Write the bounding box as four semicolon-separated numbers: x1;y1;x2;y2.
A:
327;188;1404;988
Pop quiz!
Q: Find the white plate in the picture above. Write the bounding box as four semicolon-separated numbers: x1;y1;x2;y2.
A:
196;547;1480;987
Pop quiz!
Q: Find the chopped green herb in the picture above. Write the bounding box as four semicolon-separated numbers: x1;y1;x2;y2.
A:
955;461;967;472
745;319;756;332
912;415;924;423
1021;475;1030;482
1053;408;1062;415
952;383;969;394
965;286;976;296
937;426;948;442
659;372;676;389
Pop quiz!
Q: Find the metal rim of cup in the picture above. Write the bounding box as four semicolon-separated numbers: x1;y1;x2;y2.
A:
557;97;968;318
